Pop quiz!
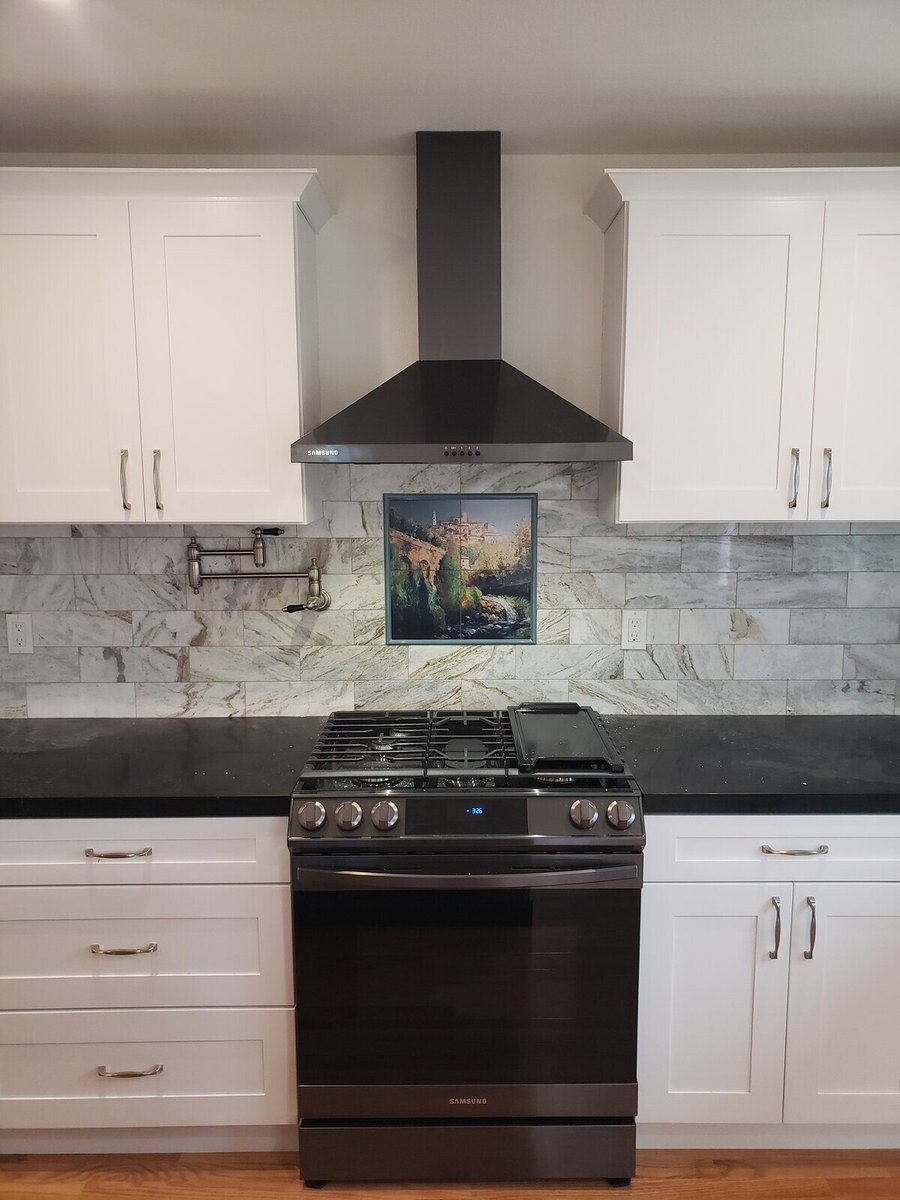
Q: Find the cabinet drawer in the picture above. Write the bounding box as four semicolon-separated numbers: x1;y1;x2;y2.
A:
644;815;900;882
0;817;289;885
0;884;291;1010
0;1007;295;1129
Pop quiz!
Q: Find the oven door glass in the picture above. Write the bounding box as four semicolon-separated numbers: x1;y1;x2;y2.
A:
293;853;640;1093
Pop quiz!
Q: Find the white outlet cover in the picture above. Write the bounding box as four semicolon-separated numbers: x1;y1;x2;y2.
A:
6;613;34;654
621;610;647;651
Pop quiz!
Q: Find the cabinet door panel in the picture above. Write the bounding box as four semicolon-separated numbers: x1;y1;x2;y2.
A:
620;201;823;521
809;201;900;519
638;883;791;1123
0;198;144;521
129;200;305;523
784;883;900;1123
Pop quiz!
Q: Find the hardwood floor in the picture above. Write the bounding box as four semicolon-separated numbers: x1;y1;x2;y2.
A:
2;1152;900;1199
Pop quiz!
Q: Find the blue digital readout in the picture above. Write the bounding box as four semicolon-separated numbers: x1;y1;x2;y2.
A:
466;806;485;816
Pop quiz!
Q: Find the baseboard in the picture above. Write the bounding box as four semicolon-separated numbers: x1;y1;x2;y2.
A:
637;1123;900;1150
0;1126;298;1155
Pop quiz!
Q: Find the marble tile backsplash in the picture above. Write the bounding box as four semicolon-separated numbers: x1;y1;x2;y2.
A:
1;463;899;717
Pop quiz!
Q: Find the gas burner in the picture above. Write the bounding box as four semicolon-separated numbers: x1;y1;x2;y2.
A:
440;776;493;789
443;737;488;768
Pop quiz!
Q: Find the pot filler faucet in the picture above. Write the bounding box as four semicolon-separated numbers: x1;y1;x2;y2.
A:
186;527;331;612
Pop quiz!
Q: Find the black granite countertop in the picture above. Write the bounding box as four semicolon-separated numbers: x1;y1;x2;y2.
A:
0;714;898;818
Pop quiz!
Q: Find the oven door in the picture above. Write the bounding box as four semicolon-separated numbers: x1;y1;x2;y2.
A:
292;852;641;1120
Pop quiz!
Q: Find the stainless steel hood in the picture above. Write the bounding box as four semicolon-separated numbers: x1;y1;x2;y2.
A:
292;132;633;465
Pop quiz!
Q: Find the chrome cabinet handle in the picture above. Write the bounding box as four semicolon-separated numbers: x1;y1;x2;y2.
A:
821;447;833;509
761;844;829;857
84;847;152;860
91;942;158;956
788;446;801;508
769;896;782;959
804;896;817;959
119;449;131;512
152;449;163;511
97;1064;163;1079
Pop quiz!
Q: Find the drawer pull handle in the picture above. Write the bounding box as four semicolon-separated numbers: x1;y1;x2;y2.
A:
769;896;782;960
120;449;132;512
804;896;817;960
97;1064;163;1079
788;446;801;509
153;449;164;511
821;447;833;509
84;847;152;860
91;942;158;956
761;844;829;857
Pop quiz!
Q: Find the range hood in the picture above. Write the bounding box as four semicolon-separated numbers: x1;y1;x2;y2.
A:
292;132;633;465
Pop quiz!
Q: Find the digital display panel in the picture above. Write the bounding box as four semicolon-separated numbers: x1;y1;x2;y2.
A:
406;796;528;835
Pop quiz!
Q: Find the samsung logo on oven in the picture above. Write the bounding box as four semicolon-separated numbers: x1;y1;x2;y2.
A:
449;1097;487;1106
306;448;340;457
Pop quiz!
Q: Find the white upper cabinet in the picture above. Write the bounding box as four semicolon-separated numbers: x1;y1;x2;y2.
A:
0;170;331;525
593;169;900;523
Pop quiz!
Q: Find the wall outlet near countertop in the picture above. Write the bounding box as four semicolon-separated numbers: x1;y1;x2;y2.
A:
621;610;647;651
6;614;34;654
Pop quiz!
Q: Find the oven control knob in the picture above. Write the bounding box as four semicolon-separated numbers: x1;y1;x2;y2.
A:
606;799;637;831
335;800;363;831
569;799;599;830
297;800;326;832
371;799;399;831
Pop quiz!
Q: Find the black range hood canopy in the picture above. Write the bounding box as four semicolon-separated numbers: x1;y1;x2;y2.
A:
292;132;633;466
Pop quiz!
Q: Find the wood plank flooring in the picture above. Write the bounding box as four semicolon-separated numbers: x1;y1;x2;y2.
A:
2;1152;900;1200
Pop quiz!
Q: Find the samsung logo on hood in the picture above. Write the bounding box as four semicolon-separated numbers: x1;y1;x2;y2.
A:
306;448;341;457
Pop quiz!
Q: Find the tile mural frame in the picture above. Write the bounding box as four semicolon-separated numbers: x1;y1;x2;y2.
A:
384;493;538;646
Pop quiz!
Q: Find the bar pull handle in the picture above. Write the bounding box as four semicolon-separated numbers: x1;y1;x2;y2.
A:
788;446;801;508
804;896;817;959
761;844;829;857
120;449;131;512
85;847;152;860
91;943;158;956
152;449;164;511
821;447;833;509
769;896;782;959
97;1064;163;1079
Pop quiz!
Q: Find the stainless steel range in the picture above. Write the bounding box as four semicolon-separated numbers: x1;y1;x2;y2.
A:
288;703;644;1189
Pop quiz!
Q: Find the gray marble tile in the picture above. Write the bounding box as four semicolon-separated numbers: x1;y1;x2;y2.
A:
625;645;733;681
132;610;244;647
626;573;736;610
189;646;305;682
628;522;737;536
353;613;386;645
568;679;678;715
263;537;354;574
851;522;900;535
515;645;623;679
348;538;384;574
572;536;682;572
0;576;76;612
737;573;847;608
733;644;844;680
354;680;463;710
0;684;26;718
0;539;16;574
570;463;600;501
315;501;383;538
32;612;134;648
409;645;515;681
848;573;900;608
459;462;571;498
569;609;620;645
243;610;353;647
537;501;617;537
537;537;571;571
301;645;408;681
125;538;188;575
681;536;793;573
537;572;626;609
794;535;900;572
787;680;896;716
79;647;188;683
245;681;354;717
75;574;185;612
790;609;900;645
461;679;570;707
308;464;351;501
185;577;300;612
25;683;136;718
0;524;72;538
73;523;185;538
679;608;791;645
183;524;293;539
536;609;569;645
676;681;787;715
739;522;850;536
351;464;461;500
0;648;79;683
135;682;246;718
843;644;900;679
327;574;385;611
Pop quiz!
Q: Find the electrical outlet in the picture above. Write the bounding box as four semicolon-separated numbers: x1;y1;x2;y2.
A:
6;614;34;655
621;610;647;651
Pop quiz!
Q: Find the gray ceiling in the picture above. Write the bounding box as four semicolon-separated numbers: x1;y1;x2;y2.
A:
3;0;900;156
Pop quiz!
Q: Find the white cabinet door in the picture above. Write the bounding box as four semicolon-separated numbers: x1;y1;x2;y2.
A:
0;197;144;522
638;883;791;1123
808;200;900;520
619;201;824;521
784;883;900;1123
129;200;309;523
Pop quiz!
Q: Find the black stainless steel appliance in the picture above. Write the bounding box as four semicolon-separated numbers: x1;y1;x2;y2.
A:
288;703;644;1188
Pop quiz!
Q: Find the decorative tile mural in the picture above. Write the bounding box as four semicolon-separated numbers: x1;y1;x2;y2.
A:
385;494;537;644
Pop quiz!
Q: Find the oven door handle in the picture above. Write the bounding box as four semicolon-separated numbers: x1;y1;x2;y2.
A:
293;864;640;891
